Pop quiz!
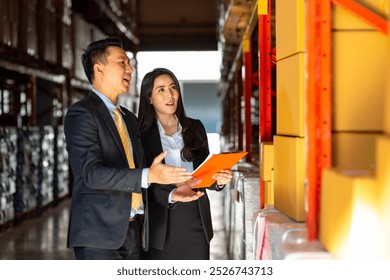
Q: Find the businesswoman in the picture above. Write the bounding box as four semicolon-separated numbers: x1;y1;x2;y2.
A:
138;68;232;260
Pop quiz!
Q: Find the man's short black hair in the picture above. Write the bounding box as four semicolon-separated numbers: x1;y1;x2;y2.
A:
81;37;123;83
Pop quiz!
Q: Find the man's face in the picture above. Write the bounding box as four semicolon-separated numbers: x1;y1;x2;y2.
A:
97;46;133;98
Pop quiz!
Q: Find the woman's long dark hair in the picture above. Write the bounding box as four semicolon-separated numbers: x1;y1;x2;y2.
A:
138;68;206;161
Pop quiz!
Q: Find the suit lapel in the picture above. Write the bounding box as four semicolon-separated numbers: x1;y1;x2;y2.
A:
145;123;165;164
90;93;129;165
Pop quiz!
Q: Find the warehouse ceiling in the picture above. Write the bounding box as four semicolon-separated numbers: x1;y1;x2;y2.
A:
71;0;220;52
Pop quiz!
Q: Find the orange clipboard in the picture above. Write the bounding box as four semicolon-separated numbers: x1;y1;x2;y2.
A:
191;151;247;188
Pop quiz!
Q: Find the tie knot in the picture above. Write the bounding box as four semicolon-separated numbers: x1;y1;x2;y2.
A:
114;108;121;117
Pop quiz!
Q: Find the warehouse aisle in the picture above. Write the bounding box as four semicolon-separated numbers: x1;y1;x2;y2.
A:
0;192;228;260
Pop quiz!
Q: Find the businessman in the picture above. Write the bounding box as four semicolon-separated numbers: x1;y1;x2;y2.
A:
64;37;202;260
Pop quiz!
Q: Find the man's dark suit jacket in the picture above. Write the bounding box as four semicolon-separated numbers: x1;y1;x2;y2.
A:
64;91;148;250
141;118;221;250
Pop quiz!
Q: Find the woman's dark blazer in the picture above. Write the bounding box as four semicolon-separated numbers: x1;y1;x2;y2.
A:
64;91;148;250
141;118;221;250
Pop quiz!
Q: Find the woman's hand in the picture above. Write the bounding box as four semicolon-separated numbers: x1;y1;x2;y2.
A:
212;169;233;186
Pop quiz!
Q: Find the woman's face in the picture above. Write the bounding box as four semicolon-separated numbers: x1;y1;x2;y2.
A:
149;74;180;118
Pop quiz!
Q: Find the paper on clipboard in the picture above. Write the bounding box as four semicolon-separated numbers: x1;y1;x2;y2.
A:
191;151;247;188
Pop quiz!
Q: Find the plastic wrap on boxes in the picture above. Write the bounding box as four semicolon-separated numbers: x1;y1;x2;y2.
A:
23;127;40;212
0;127;17;225
39;126;55;206
232;174;245;259
253;208;287;259
1;125;69;227
56;125;69;198
226;162;258;259
239;172;260;260
229;162;259;260
224;175;233;258
253;208;332;260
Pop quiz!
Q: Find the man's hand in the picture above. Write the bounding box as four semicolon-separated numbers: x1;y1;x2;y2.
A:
148;151;193;184
171;179;204;202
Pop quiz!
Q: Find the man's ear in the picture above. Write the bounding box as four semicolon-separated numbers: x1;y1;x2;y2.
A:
94;63;104;78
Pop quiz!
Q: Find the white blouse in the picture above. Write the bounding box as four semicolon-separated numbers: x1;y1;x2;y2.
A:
157;118;194;173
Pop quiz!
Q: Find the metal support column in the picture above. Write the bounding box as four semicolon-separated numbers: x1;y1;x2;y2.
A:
306;0;332;240
243;38;253;161
258;0;272;209
258;0;272;144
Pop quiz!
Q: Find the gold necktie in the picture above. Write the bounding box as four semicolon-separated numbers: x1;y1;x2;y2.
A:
113;108;142;211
